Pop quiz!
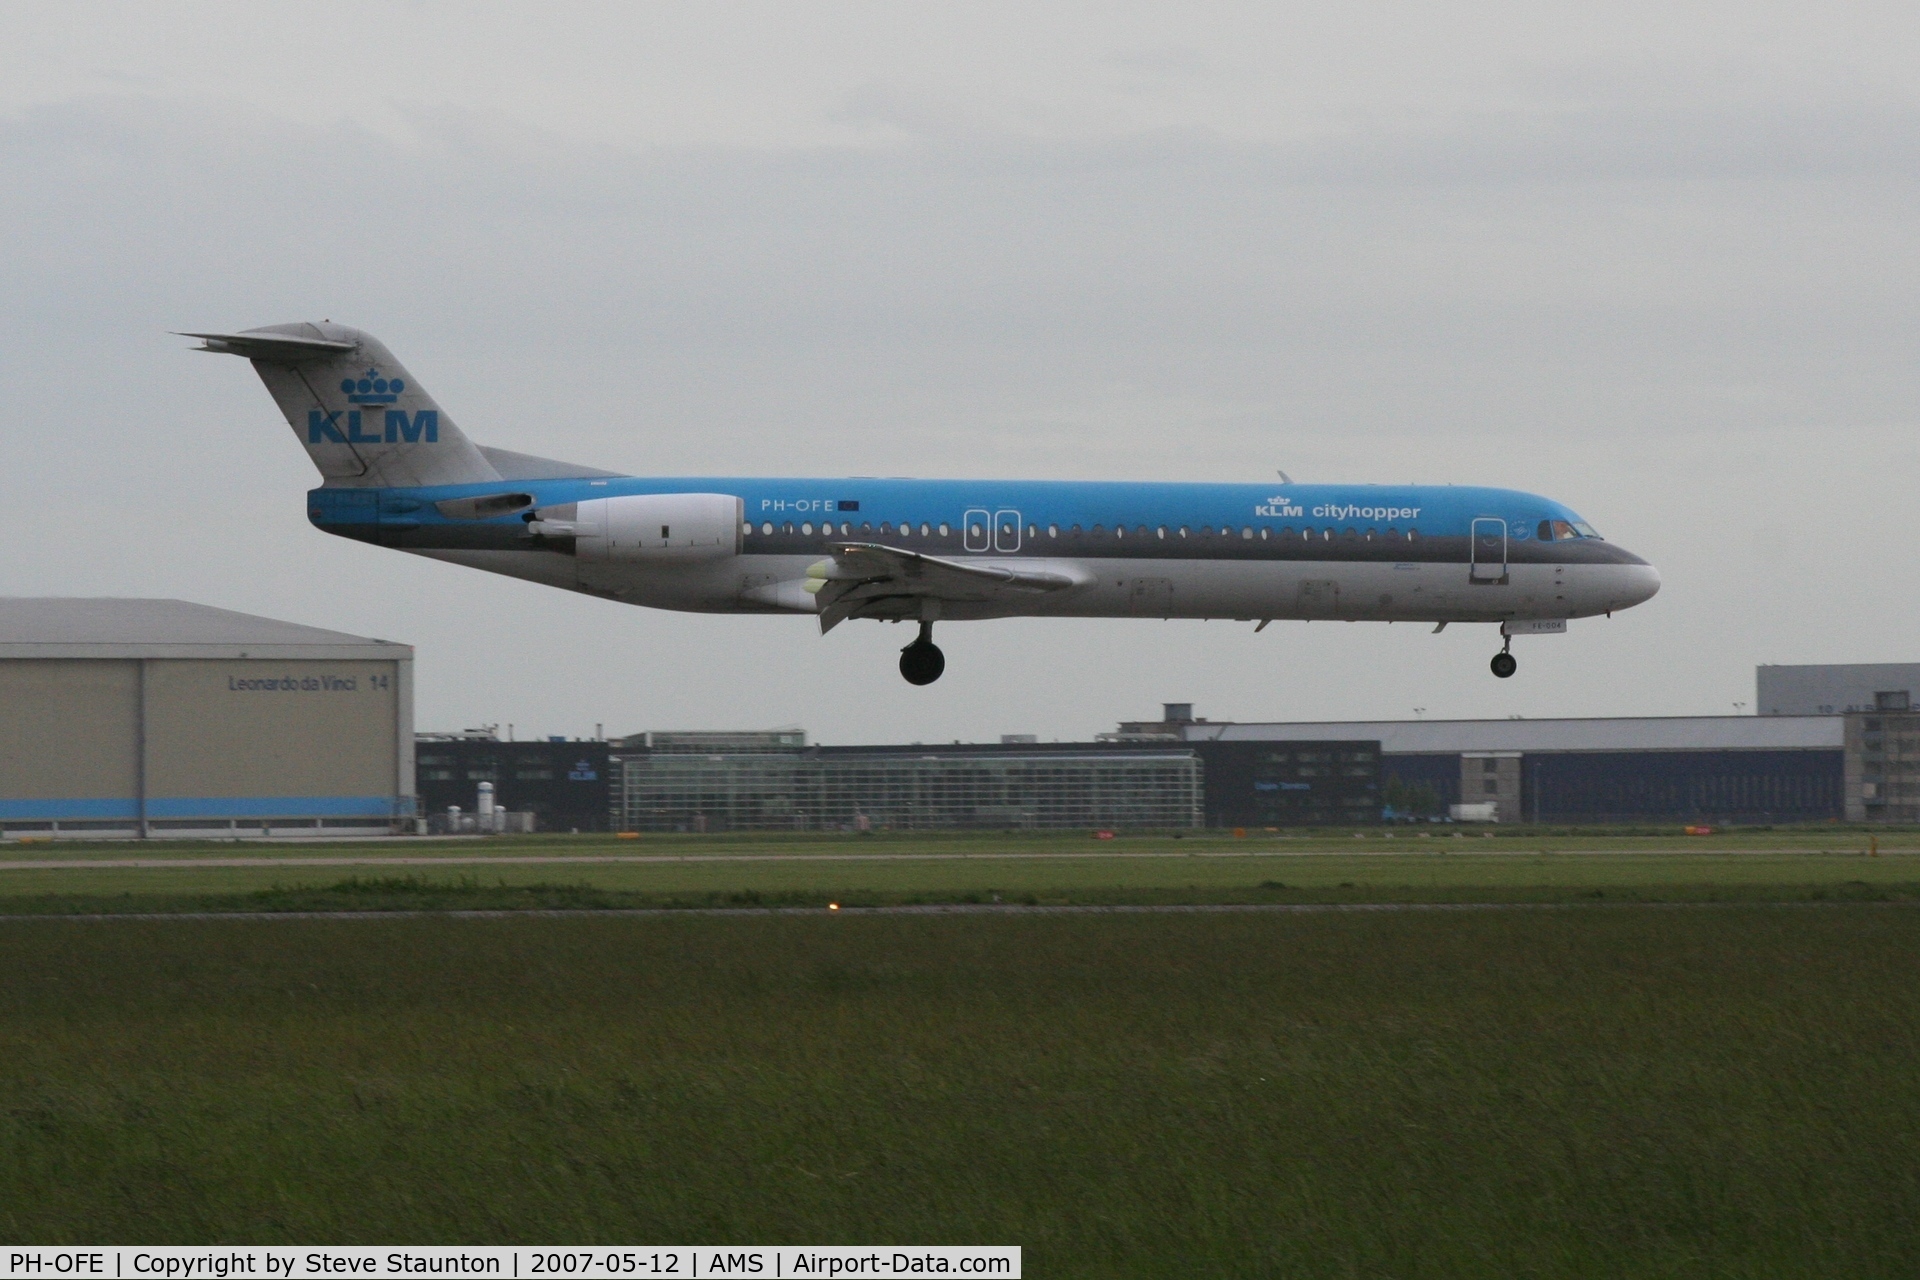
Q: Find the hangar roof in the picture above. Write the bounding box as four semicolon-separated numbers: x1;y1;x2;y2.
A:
1186;715;1843;754
0;598;411;661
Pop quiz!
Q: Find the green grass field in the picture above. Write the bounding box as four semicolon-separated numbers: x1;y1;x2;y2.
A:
4;908;1919;1274
5;835;1920;1272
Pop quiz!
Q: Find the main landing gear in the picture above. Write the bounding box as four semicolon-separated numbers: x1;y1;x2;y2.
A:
1490;635;1517;679
899;621;946;685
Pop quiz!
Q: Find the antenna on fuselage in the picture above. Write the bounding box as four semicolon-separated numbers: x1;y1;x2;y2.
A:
1276;470;1293;484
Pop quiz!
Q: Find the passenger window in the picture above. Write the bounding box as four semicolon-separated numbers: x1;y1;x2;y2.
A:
1179;526;1190;538
1048;524;1058;537
861;522;872;533
1386;526;1397;538
1364;527;1375;541
1242;527;1253;539
1344;527;1357;540
1156;526;1167;539
741;522;752;535
1408;529;1418;542
919;523;930;536
782;522;794;535
762;522;774;535
801;522;814;535
1137;525;1149;539
1280;526;1293;538
842;522;854;535
1114;525;1125;539
1201;526;1213;537
1259;527;1269;540
1070;524;1082;536
1091;524;1104;536
969;522;984;539
879;522;892;535
938;523;950;536
1027;524;1038;538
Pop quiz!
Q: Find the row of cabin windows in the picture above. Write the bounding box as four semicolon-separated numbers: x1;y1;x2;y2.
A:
745;520;1426;542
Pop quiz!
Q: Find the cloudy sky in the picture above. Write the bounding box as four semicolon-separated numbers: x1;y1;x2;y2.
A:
4;3;1917;742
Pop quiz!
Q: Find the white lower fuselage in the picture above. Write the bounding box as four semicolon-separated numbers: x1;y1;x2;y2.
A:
413;548;1659;625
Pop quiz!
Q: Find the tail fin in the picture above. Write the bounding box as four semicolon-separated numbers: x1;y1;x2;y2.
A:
182;323;500;488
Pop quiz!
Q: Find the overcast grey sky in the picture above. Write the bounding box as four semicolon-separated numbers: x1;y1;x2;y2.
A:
4;3;1918;741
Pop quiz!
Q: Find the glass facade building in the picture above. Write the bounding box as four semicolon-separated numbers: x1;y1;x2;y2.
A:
613;744;1205;832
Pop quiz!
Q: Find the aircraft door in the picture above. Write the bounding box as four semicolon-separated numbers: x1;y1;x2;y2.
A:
964;508;991;552
1470;518;1509;585
994;509;1022;553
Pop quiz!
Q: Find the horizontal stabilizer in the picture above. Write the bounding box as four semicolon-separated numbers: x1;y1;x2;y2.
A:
177;331;359;361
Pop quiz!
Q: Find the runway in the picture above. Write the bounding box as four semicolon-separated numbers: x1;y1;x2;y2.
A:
0;847;1882;871
0;900;1904;922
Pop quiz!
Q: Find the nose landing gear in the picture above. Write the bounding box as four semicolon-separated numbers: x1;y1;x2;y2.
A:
1490;635;1517;679
899;621;946;685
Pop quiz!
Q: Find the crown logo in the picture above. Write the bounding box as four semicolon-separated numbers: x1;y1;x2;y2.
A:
340;366;406;405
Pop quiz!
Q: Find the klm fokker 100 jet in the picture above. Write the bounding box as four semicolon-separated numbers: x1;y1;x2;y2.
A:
185;323;1660;684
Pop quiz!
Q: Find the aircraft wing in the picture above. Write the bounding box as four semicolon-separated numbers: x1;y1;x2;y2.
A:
806;542;1086;632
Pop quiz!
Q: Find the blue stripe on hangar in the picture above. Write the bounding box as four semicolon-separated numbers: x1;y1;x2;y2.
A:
0;796;404;821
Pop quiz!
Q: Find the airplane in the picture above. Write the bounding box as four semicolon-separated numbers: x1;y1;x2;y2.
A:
183;322;1660;684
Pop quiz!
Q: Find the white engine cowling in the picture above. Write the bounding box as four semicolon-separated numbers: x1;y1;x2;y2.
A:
574;493;743;562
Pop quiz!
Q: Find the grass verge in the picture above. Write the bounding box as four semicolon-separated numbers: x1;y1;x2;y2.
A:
3;908;1918;1275
4;854;1920;915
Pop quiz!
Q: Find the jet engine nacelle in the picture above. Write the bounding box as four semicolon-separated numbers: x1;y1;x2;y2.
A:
574;492;743;563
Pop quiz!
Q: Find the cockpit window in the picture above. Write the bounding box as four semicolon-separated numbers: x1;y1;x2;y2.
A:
1538;520;1578;541
1571;522;1602;539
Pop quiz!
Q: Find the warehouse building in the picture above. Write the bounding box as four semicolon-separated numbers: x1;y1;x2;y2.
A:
0;598;413;837
1758;663;1920;715
1181;713;1846;824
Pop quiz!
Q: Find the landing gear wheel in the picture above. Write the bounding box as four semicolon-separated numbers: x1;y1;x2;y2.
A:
899;621;945;685
900;643;945;685
1490;650;1517;679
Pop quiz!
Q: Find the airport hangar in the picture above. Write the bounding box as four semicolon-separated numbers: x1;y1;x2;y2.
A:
0;598;413;837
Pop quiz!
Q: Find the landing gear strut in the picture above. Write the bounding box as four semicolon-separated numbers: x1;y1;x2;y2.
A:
899;621;946;685
1490;635;1517;679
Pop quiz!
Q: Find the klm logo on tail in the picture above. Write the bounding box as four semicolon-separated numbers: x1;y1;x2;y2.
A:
308;409;439;444
341;368;405;404
307;364;438;444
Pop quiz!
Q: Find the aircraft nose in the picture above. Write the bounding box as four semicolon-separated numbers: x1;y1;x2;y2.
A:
1614;561;1661;610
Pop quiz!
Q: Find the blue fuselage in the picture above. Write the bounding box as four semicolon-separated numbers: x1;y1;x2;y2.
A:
308;475;1659;625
